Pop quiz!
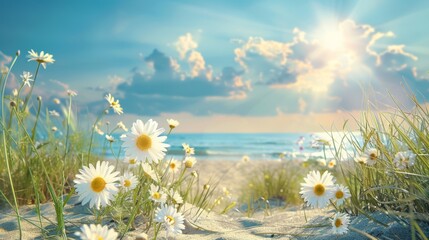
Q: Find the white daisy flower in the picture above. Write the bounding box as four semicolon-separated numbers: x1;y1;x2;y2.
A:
241;155;250;163
183;156;197;168
141;162;157;181
354;156;367;165
124;157;140;169
49;110;60;117
332;184;351;206
75;224;118;240
331;212;350;235
120;172;138;191
122;119;169;163
67;89;77;97
327;159;336;168
365;148;379;166
94;125;104;135
317;158;327;167
167;119;180;129
149;184;167;203
12;88;18;96
20;71;33;87
117;121;128;131
105;93;123;115
53;98;61;104
51;126;58;132
74;161;120;209
1;66;8;75
167;159;181;174
169;189;184;205
27;49;55;69
393;150;416;169
300;170;335;208
105;135;115;143
154;204;185;235
182;143;194;156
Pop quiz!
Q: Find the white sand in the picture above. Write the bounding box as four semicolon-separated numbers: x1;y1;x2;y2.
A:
1;159;428;239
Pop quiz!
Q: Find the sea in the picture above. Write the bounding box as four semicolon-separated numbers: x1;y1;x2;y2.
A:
100;132;357;161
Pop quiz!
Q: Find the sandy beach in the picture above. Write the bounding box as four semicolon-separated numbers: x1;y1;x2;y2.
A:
1;159;428;239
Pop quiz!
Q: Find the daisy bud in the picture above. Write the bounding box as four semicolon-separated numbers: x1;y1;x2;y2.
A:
37;96;42;101
16;50;20;56
10;101;16;108
204;184;210;190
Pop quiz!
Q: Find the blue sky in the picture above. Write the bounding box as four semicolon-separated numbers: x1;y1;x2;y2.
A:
1;0;429;132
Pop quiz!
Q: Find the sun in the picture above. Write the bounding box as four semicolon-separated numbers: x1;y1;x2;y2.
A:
315;24;345;53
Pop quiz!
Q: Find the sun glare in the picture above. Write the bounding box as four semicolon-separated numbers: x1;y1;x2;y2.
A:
316;25;345;52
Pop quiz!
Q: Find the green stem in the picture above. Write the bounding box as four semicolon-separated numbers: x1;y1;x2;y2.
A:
22;63;40;111
86;109;107;165
0;54;22;239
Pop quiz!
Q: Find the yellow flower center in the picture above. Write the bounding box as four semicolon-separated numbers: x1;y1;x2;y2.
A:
165;215;175;225
96;236;104;240
153;192;161;200
335;218;342;228
91;177;106;193
124;179;131;187
170;162;176;169
169;124;175;129
185;160;193;168
335;190;344;199
129;158;136;164
136;134;152;151
370;153;377;160
313;184;325;196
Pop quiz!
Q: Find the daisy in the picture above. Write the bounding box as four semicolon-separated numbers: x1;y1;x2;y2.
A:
67;89;77;97
20;71;33;87
393;150;416;169
74;161;120;209
182;143;194;156
167;119;180;129
155;204;185;235
117;121;128;131
105;135;115;143
141;162;157;180
365;148;379;166
105;93;123;115
122;119;170;163
332;184;351;206
241;155;250;163
51;126;58;132
75;224;118;240
149;184;167;203
331;212;350;235
169;189;183;204
166;159;181;174
300;170;335;208
1;66;8;75
124;157;140;169
12;88;18;96
354;156;367;165
183;156;197;168
94;125;104;135
27;49;55;69
49;110;60;117
53;98;61;104
327;159;336;168
120;172;138;191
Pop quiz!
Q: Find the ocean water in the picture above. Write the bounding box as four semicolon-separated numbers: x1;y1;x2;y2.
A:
102;132;354;161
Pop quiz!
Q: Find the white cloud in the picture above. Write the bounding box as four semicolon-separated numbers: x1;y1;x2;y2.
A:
175;33;198;59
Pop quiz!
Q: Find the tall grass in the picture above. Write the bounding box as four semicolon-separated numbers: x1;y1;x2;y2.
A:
333;92;429;237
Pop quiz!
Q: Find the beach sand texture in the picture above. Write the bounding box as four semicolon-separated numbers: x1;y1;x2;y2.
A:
1;160;428;239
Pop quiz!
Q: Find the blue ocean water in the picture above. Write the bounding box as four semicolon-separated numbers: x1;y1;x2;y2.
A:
101;132;352;161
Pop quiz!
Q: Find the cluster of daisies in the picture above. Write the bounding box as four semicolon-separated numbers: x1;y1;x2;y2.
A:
355;147;416;170
300;170;351;235
74;113;197;239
